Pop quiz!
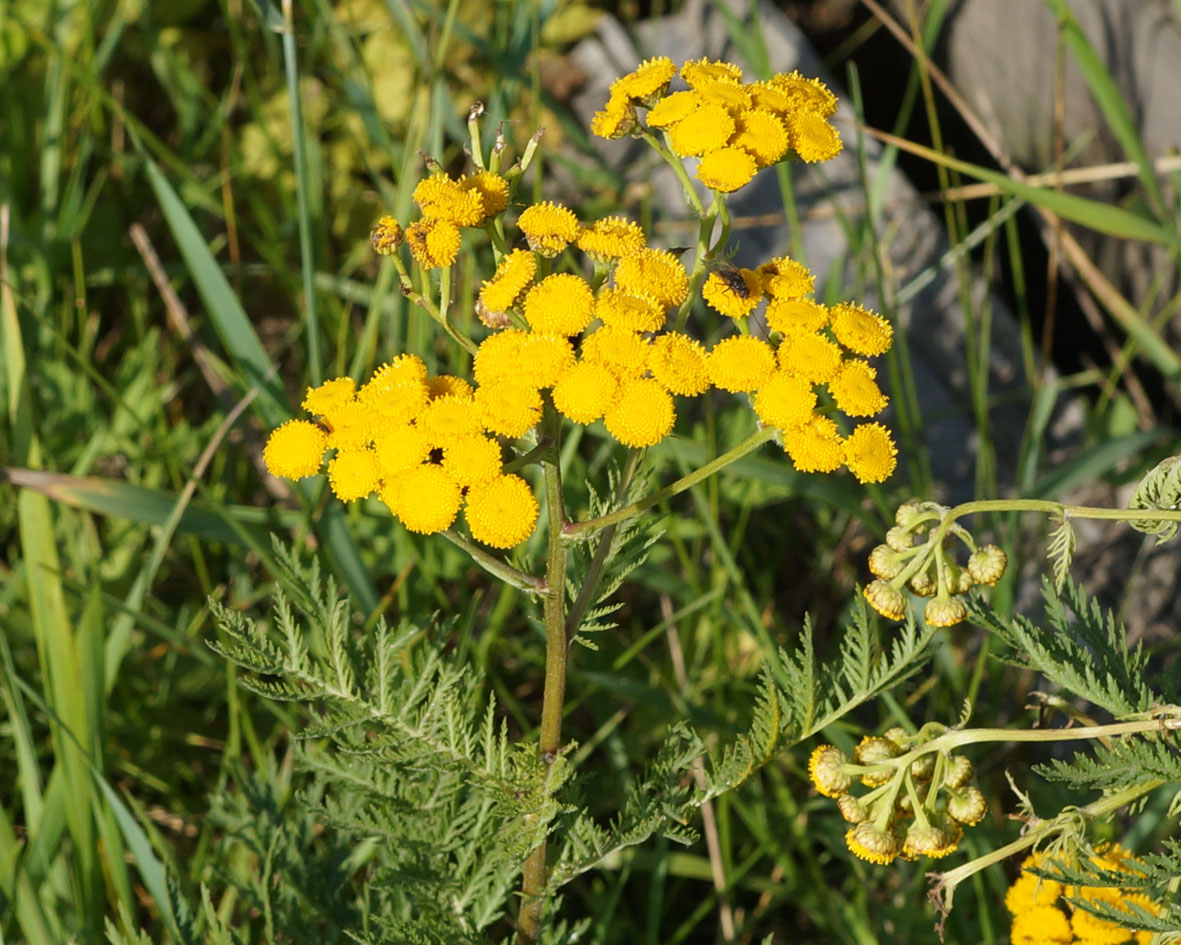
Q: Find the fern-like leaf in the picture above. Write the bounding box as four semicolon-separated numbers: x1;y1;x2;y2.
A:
1128;454;1181;543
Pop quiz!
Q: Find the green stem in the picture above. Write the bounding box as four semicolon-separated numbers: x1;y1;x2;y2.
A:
517;405;569;943
564;427;777;539
674;193;721;333
932;498;1181;546
640;128;705;217
439;530;544;594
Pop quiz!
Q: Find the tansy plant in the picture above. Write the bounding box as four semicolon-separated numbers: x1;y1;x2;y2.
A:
193;57;1181;945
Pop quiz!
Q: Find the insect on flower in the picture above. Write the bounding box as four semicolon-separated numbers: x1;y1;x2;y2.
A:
706;258;751;299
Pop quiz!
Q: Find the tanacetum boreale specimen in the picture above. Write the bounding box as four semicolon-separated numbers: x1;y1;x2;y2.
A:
263;58;899;550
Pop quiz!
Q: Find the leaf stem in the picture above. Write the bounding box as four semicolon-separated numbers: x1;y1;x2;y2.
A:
438;530;544;594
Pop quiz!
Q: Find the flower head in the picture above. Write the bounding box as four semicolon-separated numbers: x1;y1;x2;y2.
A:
808;745;852;797
522;273;595;335
830;302;893;356
701;265;761;317
779;333;842;383
590;92;638;139
614;249;690;309
754;371;817;430
707;336;776;392
845;823;899;865
465;474;539;548
520;333;576;389
766;298;828;336
459;171;509;219
770;70;838;118
426;374;474;402
517;202;580;256
264;420;327;480
789;110;843;163
668;104;736;157
328;448;381;501
604;378;676;447
1010;906;1072;945
406;216;461;268
680;57;743;89
759;257;815;300
647;90;701;128
843;422;897;483
580;326;651;380
479;249;537;314
595;287;666;333
373;423;432;477
440;434;502;488
864;580;907;621
474;329;529;387
474;380;543;438
371;216;404;255
648;332;709;396
924;596;968;628
577;216;646;262
610;56;676;104
418;395;484;446
783;414;845;473
732;108;789;166
828;360;889;417
383;464;461;534
412;173;485;227
323;399;377;450
302;376;357;418
552;361;619;424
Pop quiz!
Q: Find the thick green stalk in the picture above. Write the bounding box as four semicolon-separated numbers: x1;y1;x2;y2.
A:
517;407;569;943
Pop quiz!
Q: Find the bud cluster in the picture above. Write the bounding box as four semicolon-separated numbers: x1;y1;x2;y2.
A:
807;725;988;866
863;499;1008;627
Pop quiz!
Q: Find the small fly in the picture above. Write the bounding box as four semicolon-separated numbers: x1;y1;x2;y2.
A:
706;259;751;300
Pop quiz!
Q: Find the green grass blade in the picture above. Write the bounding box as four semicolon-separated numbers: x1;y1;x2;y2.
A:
1030;428;1166;499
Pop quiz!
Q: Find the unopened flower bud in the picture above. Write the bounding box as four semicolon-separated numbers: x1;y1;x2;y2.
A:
808;745;853;798
475;297;513;329
846;822;900;864
883;727;909;748
371;215;404;255
948;786;988;825
902;817;961;859
924;596;968;628
895;500;925;529
968;545;1008;586
910;752;936;781
864;580;907;621
886;525;915;551
945;755;973;789
869;544;905;579
856;736;900;786
908;569;937;597
837;793;870;823
945;562;974;594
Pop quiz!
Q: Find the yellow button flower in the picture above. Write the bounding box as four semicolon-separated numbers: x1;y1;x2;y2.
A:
465;474;539;548
766;297;829;336
732;108;789;166
604;378;675;448
328;448;381;502
770;70;838;118
426;375;474;401
595;287;666;333
778;333;842;383
614;248;689;309
373;423;432;478
370;216;404;255
552;361;619;424
707;336;776;392
746;80;793;116
520;333;576;389
829;360;888;417
474;380;543;438
843;422;898;484
580;325;651;380
759;256;815;300
383;464;461;534
323;399;376;450
517;201;580;256
474;329;529;387
830;302;893;356
302;376;356;417
609;56;676;104
406;216;461;268
459;171;509;219
358;366;430;426
577;216;646;262
479;249;537;314
590;91;637;139
263;420;327;480
646;90;701;128
412;173;485;227
783;414;844;473
648;332;709;396
789;110;843;163
522;273;595;335
754;371;817;430
702;265;761;316
668;104;735;157
440;434;503;488
1010;906;1072;945
418;395;483;446
680;57;743;89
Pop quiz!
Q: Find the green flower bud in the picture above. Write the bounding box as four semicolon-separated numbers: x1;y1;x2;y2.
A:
944;562;974;595
856;735;901;786
808;745;853;797
869;544;905;579
908;569;937;597
902;815;962;859
910;752;936;781
846;821;900;864
837;793;870;823
885;525;915;551
947;786;988;825
864;580;907;621
924;596;968;627
968;544;1008;586
945;755;973;789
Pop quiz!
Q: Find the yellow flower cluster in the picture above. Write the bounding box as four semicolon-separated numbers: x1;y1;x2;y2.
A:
1006;847;1161;945
593;57;843;192
863;500;1008;626
808;728;987;866
394;170;510;269
262;356;539;549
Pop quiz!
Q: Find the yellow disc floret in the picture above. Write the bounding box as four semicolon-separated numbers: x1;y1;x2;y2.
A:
385;464;461;534
759;257;815;300
264;420;328;480
702;266;761;317
680;57;743;89
474;380;543;438
426;375;474;401
732;108;790;166
517;202;580;256
522;273;595;335
844;423;898;484
604;378;676;447
766;298;828;336
406;217;461;268
459;171;509;219
829;360;888;417
830;302;893;356
610;56;676;103
779;333;842;383
707;336;776;392
412;173;485;227
302;377;356;417
465;474;539;548
474;329;529;387
590;92;637;139
328;448;381;502
595;287;666;333
552;361;619;424
580;326;651;380
647;332;710;396
614;248;689;309
418;395;484;446
754;371;817;430
789;110;843;163
577;216;646;262
783;414;845;473
667;104;735;157
697;147;758;193
373;423;432;478
520;333;576;389
479;249;537;314
440;434;502;488
647;90;701;128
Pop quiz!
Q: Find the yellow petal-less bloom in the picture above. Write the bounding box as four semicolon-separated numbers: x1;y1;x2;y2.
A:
646;90;701;128
680;57;743;89
1010;907;1072;945
770;70;839;118
406;217;461;268
369;353;429;387
604;378;675;447
328;448;382;501
522;273;595;335
418;395;484;446
746;80;793;116
667;104;735;157
830;302;894;356
731;108;790;166
759;257;815;300
789;110;843;163
517;202;581;256
695;79;752;110
595;287;666;333
440;434;502;488
459;171;509;219
779;333;842;383
754;371;817;430
707;336;776;392
479;249;537;314
648;332;710;396
590;92;637;139
845;824;899;865
924;596;968;628
474;380;543;438
474;329;529;387
610;56;676;103
580;325;651;380
577;216;646;262
829;360;889;417
384;464;461;534
844;422;898;484
324;399;376;450
766;297;829;336
807;745;853;797
697;146;758;193
264;420;327;480
520;333;576;389
412;173;485;227
426;375;474;401
370;215;404;255
1004;873;1064;915
614;248;689;309
373;423;432;477
552;361;619;424
465;474;539;548
863;580;907;621
302;376;357;417
702;266;761;317
358;369;430;426
783;414;844;473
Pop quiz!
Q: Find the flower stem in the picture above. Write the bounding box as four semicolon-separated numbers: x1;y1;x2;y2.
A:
932;498;1181;545
563;427;777;539
439;529;544;594
517;404;569;943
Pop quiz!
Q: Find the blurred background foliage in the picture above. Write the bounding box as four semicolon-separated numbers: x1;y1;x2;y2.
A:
0;0;1177;942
